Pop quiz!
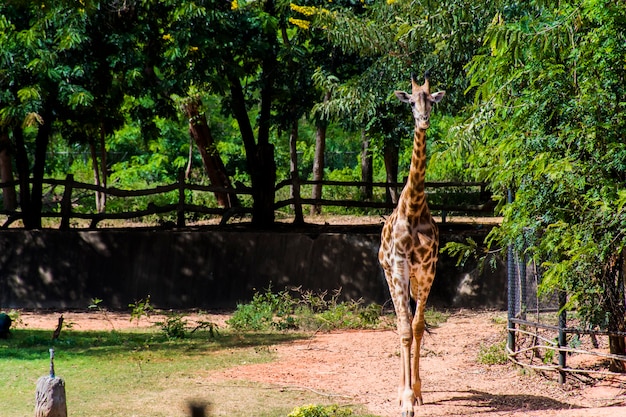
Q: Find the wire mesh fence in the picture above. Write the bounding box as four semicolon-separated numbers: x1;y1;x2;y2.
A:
507;246;626;383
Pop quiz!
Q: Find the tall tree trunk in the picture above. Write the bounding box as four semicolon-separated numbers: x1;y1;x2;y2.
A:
225;53;275;226
253;143;276;226
289;118;304;225
89;138;104;213
29;106;54;229
360;129;373;200
0;129;17;210
182;99;239;208
98;122;107;212
310;120;327;216
13;126;32;227
383;143;399;205
249;0;277;227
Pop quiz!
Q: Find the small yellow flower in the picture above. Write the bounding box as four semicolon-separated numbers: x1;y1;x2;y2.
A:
231;0;238;10
190;46;199;52
290;4;317;16
162;33;172;41
289;17;311;30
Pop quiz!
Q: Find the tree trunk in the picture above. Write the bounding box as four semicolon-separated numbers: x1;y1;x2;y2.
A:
222;0;278;227
89;138;104;213
226;71;271;225
225;67;275;226
98;122;107;212
311;118;327;216
29;106;54;229
360;129;373;200
252;0;278;227
13;126;33;227
182;99;239;208
383;143;399;205
0;129;17;210
289;118;304;225
252;142;276;227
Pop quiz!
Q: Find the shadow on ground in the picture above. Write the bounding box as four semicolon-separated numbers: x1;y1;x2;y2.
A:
428;389;581;413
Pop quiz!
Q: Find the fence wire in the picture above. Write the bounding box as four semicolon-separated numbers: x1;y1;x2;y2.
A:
507;247;626;384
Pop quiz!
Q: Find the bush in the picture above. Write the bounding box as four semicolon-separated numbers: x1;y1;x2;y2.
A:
156;314;189;339
153;311;219;340
477;340;508;365
226;286;298;331
296;290;382;331
226;286;383;332
287;404;353;417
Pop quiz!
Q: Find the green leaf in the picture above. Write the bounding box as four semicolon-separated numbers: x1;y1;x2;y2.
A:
16;86;41;102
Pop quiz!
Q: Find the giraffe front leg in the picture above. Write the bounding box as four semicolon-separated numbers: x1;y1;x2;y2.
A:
397;314;416;416
411;301;427;406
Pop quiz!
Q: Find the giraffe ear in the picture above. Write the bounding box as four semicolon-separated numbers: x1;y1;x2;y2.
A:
395;91;411;103
430;91;445;103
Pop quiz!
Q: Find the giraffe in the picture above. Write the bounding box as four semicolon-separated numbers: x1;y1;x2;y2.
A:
379;73;445;417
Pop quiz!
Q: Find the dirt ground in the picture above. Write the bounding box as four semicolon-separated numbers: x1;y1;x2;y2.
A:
18;309;626;417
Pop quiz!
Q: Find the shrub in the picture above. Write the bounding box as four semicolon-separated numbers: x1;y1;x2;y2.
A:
227;286;384;332
226;286;298;331
287;404;353;417
477;340;508;365
156;314;189;339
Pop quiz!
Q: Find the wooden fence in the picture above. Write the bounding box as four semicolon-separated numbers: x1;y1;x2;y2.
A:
0;172;494;229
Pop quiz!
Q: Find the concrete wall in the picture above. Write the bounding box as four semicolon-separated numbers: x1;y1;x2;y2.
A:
0;225;506;310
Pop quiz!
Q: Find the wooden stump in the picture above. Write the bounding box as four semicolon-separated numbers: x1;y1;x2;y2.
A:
35;376;67;417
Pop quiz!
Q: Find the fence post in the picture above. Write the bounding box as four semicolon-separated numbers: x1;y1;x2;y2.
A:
558;291;567;384
177;170;186;228
506;190;516;355
59;174;74;230
291;170;304;225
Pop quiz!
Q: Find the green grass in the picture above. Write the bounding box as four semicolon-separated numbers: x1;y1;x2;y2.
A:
227;287;391;333
477;340;509;365
1;327;379;417
4;289;440;417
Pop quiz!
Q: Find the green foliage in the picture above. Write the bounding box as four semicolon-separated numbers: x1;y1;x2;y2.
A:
129;295;154;325
0;325;305;417
423;308;450;328
295;288;382;331
155;314;189;339
227;286;383;332
153;312;219;340
477;340;508;365
442;238;478;267
88;297;116;330
460;0;626;336
543;346;555;365
288;404;354;417
227;286;299;331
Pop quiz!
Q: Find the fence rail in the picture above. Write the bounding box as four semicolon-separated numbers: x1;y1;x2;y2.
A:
506;252;626;384
0;173;494;229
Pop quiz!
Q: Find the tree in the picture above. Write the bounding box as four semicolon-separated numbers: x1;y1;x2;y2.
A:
302;0;496;203
463;0;626;370
179;95;239;208
0;129;17;210
0;3;90;228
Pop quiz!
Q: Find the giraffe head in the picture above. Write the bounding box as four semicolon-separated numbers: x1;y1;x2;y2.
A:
395;73;445;130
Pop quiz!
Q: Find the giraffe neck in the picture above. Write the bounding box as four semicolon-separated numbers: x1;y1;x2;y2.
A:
406;126;427;196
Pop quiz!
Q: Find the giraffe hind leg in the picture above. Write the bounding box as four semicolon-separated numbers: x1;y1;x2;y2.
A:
410;294;430;407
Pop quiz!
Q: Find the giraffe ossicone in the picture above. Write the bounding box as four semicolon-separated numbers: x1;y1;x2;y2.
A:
379;73;445;417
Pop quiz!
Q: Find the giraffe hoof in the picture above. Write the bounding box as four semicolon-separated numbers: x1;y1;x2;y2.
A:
401;411;415;417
